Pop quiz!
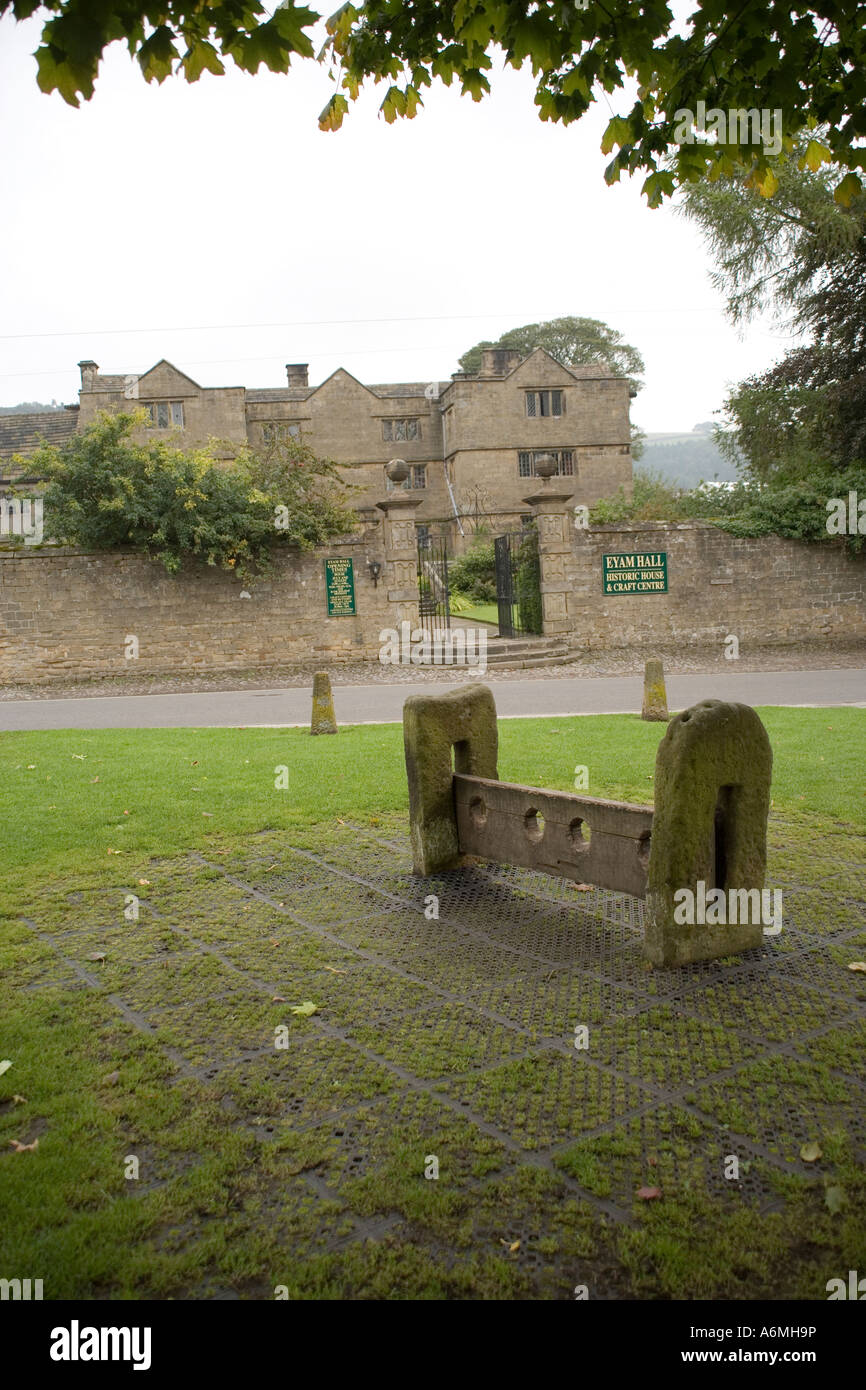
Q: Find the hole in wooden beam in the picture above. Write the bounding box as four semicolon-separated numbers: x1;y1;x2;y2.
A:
568;816;591;850
638;830;651;868
469;795;487;827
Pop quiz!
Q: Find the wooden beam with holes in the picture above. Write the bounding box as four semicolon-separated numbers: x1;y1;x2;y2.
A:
453;773;653;899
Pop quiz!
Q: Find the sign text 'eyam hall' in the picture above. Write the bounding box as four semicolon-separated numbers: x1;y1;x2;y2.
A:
602;552;668;595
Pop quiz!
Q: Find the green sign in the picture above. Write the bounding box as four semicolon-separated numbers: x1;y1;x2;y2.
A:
602;551;668;595
324;557;357;616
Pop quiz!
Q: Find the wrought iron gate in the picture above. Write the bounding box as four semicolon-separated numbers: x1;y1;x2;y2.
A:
416;531;451;633
494;528;543;639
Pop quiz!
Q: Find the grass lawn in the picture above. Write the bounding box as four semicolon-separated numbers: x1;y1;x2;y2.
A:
451;601;499;627
1;707;865;1300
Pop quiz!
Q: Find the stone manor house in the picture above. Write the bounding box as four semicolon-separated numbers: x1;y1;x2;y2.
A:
2;348;634;543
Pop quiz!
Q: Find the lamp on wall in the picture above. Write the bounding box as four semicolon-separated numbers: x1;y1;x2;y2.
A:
367;558;383;587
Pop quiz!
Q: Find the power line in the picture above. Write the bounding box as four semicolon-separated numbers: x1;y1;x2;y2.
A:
0;341;470;381
0;305;725;343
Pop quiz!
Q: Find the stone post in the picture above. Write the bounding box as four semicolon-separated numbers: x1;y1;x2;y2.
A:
404;683;499;875
376;461;423;631
310;671;337;735
522;486;575;639
645;699;773;966
642;658;669;721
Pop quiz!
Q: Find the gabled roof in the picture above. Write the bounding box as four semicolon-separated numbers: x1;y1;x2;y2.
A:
90;374;131;391
0;408;79;459
502;347;615;381
369;382;448;399
136;359;203;391
306;366;377;400
246;388;313;404
247;378;450;403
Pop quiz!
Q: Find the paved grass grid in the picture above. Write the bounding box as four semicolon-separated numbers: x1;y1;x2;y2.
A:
12;814;866;1299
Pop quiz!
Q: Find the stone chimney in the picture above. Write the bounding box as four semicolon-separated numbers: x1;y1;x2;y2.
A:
78;360;99;391
286;363;309;388
479;348;522;378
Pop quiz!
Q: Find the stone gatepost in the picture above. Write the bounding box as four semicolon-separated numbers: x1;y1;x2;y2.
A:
375;460;423;629
523;486;575;639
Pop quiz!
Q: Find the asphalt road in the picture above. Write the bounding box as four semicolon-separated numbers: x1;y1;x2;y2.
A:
0;668;864;730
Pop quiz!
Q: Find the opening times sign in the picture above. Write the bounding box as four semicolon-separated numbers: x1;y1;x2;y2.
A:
603;551;668;595
324;557;357;616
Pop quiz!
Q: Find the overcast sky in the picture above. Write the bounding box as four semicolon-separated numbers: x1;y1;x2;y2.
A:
0;9;796;432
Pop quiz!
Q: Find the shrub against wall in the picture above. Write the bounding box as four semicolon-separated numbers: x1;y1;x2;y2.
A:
589;465;866;555
21;410;358;583
447;540;497;603
515;529;543;634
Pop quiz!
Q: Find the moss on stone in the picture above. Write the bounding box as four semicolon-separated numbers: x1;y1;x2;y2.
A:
403;682;498;875
641;658;669;722
646;699;772;966
310;671;338;735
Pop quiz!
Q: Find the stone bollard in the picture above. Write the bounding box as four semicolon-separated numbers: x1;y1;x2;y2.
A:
310;672;337;735
645;699;773;966
642;657;669;721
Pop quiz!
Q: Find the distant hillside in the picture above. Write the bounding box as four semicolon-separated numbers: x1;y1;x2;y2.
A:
0;401;65;414
639;428;739;488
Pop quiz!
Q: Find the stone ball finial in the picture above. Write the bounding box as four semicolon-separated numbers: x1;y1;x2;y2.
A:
534;452;557;479
386;458;410;483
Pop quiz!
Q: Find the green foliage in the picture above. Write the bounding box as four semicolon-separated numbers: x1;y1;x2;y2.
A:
716;468;866;555
7;3;866;203
590;467;866;556
447;540;496;603
680;138;865;327
589;468;706;524
682;139;866;485
514;529;542;635
458;315;644;392
716;377;838;485
27;410;357;584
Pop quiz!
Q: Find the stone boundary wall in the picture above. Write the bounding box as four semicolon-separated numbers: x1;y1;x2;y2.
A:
563;521;866;651
0;524;415;683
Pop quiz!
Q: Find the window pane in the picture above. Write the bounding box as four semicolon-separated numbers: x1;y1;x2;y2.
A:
407;419;419;440
145;403;155;424
157;402;169;428
557;391;565;416
170;401;184;427
525;393;536;417
560;451;574;475
383;420;393;441
518;452;532;477
539;391;549;416
413;466;426;488
288;423;300;438
395;419;407;441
